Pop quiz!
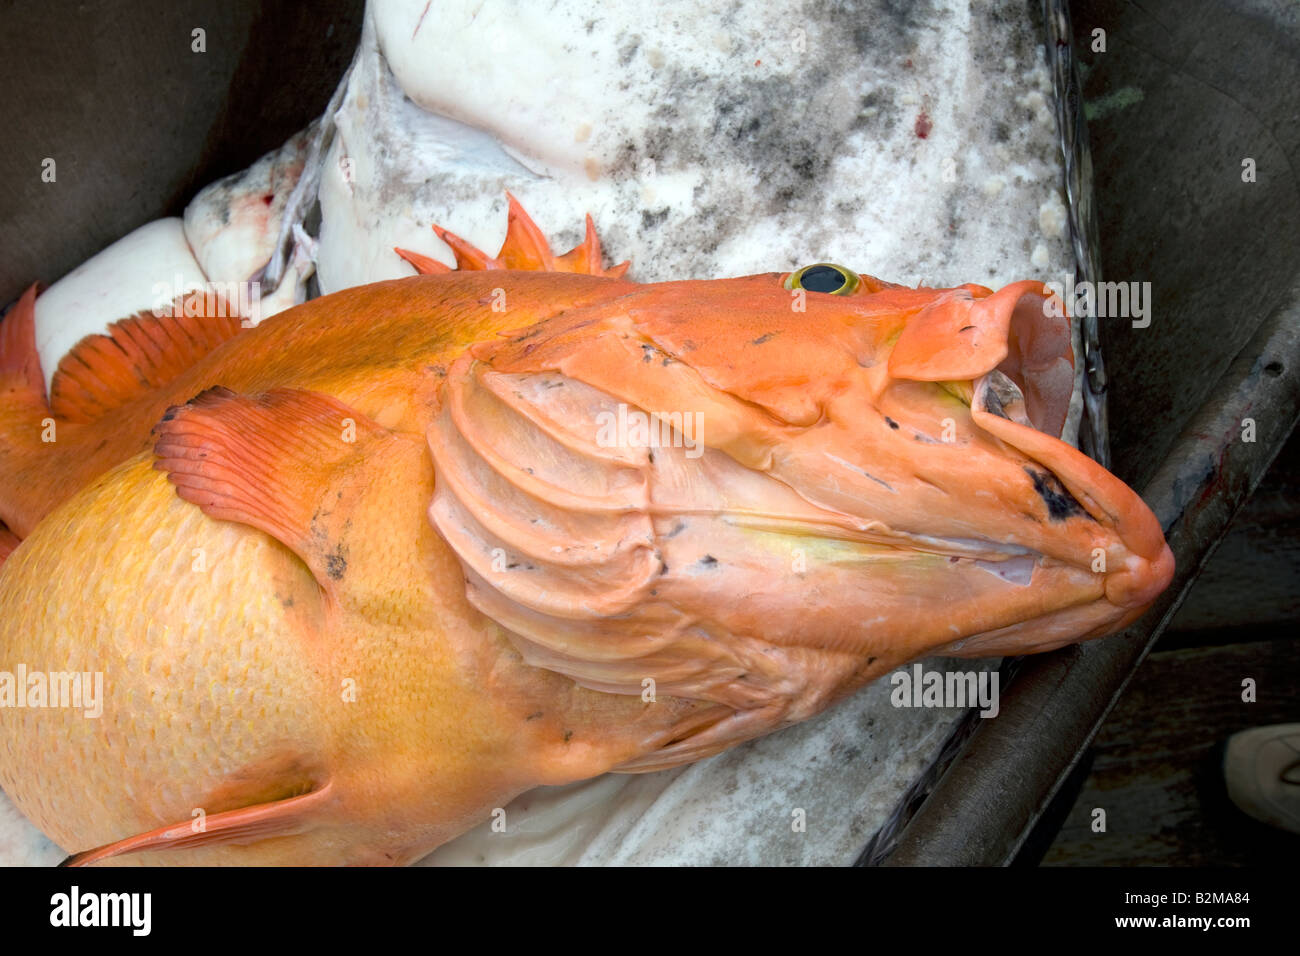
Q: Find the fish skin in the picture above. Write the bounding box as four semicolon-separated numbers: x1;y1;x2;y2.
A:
0;405;711;865
0;214;1173;863
0;271;636;539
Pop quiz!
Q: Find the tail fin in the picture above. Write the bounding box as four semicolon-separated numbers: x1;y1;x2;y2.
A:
0;285;51;537
0;284;46;398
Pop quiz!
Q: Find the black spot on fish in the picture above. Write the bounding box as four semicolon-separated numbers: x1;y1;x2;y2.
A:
563;729;574;743
885;417;900;430
324;546;348;581
751;331;779;345
1024;466;1088;521
526;711;543;721
698;554;718;568
959;325;976;332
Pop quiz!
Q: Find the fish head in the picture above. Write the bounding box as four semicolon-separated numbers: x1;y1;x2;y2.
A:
426;265;1174;761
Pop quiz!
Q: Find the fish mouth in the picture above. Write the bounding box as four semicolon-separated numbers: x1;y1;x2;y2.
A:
879;278;1173;622
746;429;1173;662
968;369;1174;613
739;306;1174;658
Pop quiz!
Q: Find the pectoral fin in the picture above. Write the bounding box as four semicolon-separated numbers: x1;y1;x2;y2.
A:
151;386;395;596
59;784;334;867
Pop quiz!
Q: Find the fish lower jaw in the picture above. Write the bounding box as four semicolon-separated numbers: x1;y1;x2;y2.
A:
1104;542;1176;611
934;545;1175;658
933;600;1126;658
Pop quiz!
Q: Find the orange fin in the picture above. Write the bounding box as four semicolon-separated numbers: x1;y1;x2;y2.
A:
60;783;333;866
394;246;451;275
50;292;246;424
554;213;631;278
399;192;631;278
0;287;52;538
431;220;500;271
0;284;47;402
498;191;559;270
151;386;390;593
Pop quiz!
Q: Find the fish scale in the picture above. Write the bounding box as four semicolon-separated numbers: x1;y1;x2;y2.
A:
0;462;324;862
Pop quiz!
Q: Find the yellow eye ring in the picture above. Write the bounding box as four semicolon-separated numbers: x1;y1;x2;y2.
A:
783;262;861;295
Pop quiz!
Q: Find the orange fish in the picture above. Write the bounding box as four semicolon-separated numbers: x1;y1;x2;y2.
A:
0;198;1173;864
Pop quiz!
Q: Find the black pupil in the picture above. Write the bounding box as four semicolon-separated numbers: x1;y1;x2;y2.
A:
799;265;846;293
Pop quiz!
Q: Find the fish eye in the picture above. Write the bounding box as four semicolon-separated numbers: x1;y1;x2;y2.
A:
784;262;861;295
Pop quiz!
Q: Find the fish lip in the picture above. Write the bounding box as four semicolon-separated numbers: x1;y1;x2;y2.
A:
888;280;1075;441
967;390;1174;613
1108;539;1175;611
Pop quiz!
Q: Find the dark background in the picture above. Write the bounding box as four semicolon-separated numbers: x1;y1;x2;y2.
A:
0;0;1295;864
0;0;364;305
1031;0;1300;865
